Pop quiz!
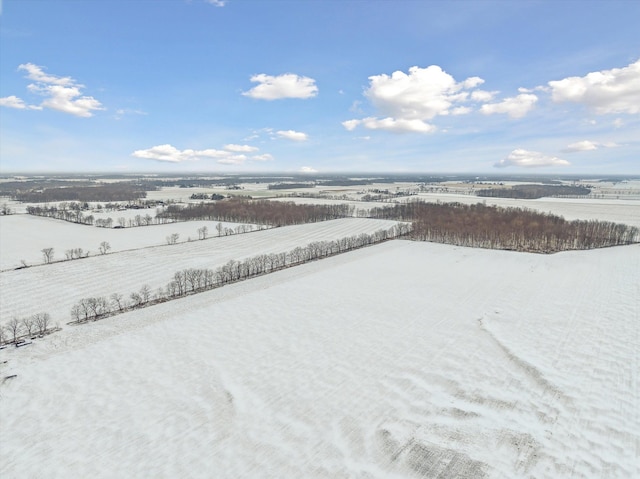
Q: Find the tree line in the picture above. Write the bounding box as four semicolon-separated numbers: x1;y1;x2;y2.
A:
69;225;409;324
475;184;591;199
157;198;356;226
13;183;153;202
366;201;638;252
0;313;55;346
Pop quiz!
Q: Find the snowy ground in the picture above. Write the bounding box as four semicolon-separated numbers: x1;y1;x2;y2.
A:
0;218;400;326
1;240;637;478
0;215;261;271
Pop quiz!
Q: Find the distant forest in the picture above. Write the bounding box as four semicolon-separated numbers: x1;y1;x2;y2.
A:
367;202;638;252
475;184;591;199
3;182;154;202
157;198;355;226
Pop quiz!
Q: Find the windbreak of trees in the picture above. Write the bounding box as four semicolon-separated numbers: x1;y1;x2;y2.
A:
476;184;591;199
157;198;355;226
27;205;97;225
69;225;409;324
367;201;638;253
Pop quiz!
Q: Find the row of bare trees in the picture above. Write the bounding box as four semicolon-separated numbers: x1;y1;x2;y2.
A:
69;225;408;323
39;242;111;265
157;198;355;226
366;201;638;252
0;313;54;346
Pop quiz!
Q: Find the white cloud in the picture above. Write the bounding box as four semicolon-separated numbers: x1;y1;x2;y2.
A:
495;149;570;168
205;0;226;6
113;108;147;120
480;93;538;118
18;63;74;86
249;153;273;161
251;154;274;161
133;144;233;163
300;166;318;173
132;143;273;166
242;73;318;100
365;65;482;121
548;59;640;114
471;90;497;102
276;130;308;141
613;118;624;128
346;65;490;133
224;144;258;152
217;155;246;165
0;95;29;109
343;117;435;133
562;140;618;153
7;63;104;117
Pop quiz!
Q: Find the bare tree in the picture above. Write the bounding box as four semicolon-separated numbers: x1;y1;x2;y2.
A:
118;217;126;228
99;241;111;255
139;284;152;304
166;233;180;245
6;317;21;343
21;316;35;337
110;292;125;311
42;247;54;264
33;313;51;335
197;226;208;240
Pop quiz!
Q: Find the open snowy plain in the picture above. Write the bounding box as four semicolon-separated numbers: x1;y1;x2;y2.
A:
0;218;400;325
1;240;638;478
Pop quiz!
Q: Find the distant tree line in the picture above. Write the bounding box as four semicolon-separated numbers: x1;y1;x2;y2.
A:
13;183;153;202
366;201;638;252
157;198;355;226
475;184;591;199
69;225;408;324
190;193;225;200
267;183;315;190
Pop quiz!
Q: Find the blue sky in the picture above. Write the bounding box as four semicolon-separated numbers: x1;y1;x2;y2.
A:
1;0;639;174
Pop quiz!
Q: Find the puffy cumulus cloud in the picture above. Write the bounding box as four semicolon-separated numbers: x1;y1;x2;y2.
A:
548;59;640;114
5;63;105;117
276;129;308;141
300;166;318;173
343;117;435;133
29;84;104;118
366;65;482;120
242;73;318;100
480;93;538;118
132;143;271;165
0;95;39;110
224;144;259;152
344;65;490;133
495;149;570;168
562;140;618;153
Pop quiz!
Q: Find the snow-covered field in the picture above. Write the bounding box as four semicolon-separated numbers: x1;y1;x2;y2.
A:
1;240;637;478
0;218;400;325
0;215;261;271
